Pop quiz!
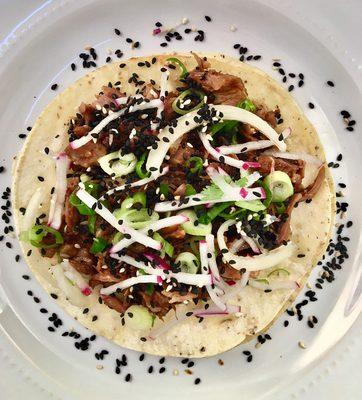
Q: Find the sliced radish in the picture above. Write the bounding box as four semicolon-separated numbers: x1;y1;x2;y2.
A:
199;132;260;170
200;240;226;310
61;260;92;296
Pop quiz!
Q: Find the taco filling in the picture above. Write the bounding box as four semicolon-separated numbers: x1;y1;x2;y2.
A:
15;53;331;348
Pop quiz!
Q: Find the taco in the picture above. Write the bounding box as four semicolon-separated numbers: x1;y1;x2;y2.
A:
13;53;334;357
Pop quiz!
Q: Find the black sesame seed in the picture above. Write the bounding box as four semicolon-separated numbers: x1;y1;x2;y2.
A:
159;367;166;373
194;378;201;385
308;102;315;109
283;320;289;327
51;83;58;91
114;28;121;35
205;15;212;22
22;274;30;280
48;326;55;332
148;365;154;373
327;80;335;87
125;373;132;382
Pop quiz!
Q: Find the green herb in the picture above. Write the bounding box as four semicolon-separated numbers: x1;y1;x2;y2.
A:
90;237;108;254
185;184;197;196
160;183;169;197
153;232;174;257
186;156;203;174
135;152;150;179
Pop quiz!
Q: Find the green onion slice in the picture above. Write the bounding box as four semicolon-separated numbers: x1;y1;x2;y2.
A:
135;152;150;179
186;156;203;174
166;57;188;78
172;89;205;115
21;225;64;249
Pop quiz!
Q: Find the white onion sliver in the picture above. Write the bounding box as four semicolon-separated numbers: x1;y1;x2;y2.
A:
48;153;69;230
230;237;247;254
154;188;265;213
200;241;227;310
150;69;169;131
217;140;274;155
70;99;163;149
199;132;259;170
110;214;188;253
262;150;322;165
148;304;241;339
217;219;296;271
76;189;162;250
101;166;169;200
111;254;160;275
22;187;44;231
100;275;160;295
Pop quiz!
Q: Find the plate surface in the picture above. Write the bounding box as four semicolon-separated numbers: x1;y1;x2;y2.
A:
0;0;360;399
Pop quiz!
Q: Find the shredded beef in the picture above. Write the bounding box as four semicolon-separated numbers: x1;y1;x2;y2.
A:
277;166;325;243
161;290;197;304
191;52;210;71
142;83;159;100
79;103;96;125
160;224;186;240
64;177;80;231
163;91;179;121
60;244;96;275
187;69;247;105
101;295;130;313
255;107;278;128
89;269;121;287
94;86;123;107
73;125;90;138
65;141;107;168
139;290;171;317
220;263;242;280
257;155;305;189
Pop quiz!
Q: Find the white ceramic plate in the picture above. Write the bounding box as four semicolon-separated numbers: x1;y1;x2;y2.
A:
0;0;360;399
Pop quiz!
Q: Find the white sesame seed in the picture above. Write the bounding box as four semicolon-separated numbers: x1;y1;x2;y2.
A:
96;364;104;370
298;341;306;349
119;267;125;273
186;142;194;148
230;24;237;32
96;104;102;111
201;126;208;134
166;284;173;292
182;17;189;24
74;244;81;249
160;194;165;201
165;155;170;160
